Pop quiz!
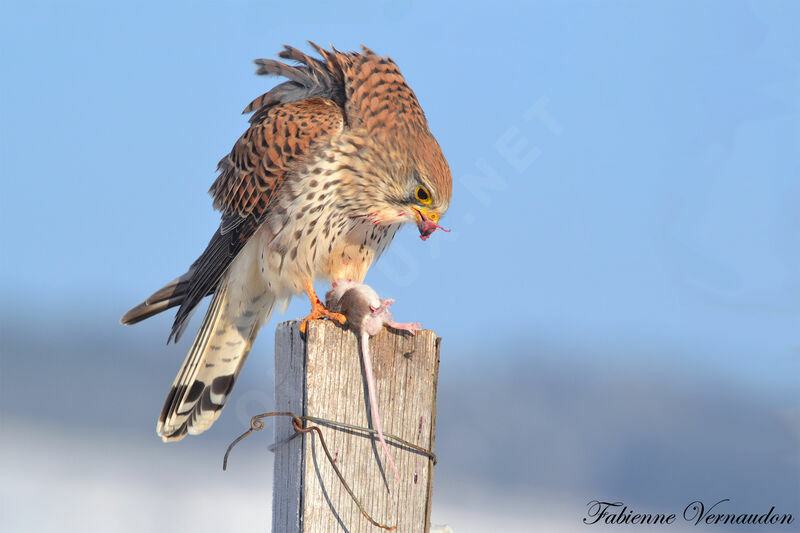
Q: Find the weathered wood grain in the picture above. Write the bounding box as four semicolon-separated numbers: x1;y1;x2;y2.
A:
272;319;440;533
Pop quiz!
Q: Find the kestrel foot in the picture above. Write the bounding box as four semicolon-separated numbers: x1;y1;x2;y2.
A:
299;280;346;334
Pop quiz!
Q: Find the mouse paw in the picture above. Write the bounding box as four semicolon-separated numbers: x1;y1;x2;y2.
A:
370;298;395;315
387;321;421;334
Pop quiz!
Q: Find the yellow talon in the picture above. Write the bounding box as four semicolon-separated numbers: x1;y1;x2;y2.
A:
299;280;346;334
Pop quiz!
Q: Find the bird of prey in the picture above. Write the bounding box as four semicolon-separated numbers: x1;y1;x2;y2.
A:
120;43;452;442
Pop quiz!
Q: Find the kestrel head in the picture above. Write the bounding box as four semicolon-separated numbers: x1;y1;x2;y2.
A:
351;130;452;241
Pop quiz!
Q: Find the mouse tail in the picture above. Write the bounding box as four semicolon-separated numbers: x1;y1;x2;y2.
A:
361;332;401;484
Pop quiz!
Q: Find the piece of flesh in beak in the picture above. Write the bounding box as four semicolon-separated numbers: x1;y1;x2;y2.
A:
414;208;449;241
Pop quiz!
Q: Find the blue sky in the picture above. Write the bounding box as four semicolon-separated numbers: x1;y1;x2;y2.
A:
1;2;798;531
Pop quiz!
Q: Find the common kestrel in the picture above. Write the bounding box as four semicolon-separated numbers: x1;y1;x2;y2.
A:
121;43;452;442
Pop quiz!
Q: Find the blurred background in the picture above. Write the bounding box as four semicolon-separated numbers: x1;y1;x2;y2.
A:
1;1;798;532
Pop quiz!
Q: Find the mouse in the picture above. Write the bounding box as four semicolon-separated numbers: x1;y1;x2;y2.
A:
325;280;420;484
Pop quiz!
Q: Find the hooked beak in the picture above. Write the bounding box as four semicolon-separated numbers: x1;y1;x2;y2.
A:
413;208;450;241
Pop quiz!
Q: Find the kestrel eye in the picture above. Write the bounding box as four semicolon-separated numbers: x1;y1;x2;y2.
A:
415;186;432;205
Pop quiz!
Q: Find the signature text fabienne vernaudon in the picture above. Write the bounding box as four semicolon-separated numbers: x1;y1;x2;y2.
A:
584;499;794;527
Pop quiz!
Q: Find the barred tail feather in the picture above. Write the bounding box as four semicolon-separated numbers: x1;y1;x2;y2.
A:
157;276;276;442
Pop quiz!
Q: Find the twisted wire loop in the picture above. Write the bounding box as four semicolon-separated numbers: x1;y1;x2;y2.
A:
223;410;437;531
223;411;299;470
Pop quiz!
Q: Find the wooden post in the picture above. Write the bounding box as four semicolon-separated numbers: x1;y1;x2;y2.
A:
272;319;440;533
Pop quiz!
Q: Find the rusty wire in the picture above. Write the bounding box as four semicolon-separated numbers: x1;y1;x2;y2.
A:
302;415;437;465
223;411;437;531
